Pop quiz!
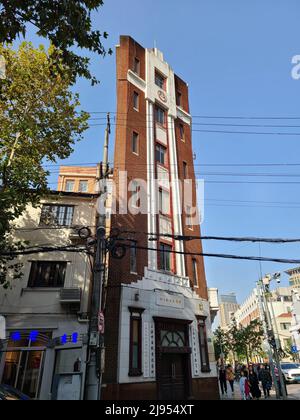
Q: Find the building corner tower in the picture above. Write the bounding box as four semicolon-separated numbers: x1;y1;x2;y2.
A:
103;36;219;400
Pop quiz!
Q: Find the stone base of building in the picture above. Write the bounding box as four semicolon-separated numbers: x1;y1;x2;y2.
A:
102;378;219;400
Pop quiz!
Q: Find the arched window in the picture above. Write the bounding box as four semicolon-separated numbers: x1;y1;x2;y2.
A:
160;330;185;348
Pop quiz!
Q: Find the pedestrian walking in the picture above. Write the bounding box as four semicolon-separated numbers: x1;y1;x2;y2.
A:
258;364;272;399
239;370;251;400
226;364;235;394
219;363;227;396
249;365;261;400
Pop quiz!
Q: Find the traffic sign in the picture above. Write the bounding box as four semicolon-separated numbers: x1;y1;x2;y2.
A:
291;346;299;354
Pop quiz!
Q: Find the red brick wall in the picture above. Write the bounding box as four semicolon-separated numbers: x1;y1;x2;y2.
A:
104;36;148;385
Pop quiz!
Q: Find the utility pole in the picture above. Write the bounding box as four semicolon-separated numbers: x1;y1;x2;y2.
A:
261;279;287;400
85;113;110;400
256;281;280;399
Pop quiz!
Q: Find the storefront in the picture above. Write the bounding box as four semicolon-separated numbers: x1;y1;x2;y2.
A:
0;329;88;400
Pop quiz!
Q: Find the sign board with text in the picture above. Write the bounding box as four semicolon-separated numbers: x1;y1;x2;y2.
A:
156;291;184;309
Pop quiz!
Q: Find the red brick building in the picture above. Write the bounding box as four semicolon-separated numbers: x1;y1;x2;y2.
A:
103;36;219;400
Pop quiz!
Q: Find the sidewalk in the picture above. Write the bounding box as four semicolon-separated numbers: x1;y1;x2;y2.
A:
219;381;279;400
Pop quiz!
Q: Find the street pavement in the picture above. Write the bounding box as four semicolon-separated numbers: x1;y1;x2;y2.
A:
219;381;300;400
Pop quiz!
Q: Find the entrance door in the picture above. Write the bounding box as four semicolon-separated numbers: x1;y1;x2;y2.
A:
2;350;44;399
160;354;187;400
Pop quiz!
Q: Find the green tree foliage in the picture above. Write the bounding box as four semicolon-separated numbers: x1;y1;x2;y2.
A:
0;42;89;288
213;326;231;360
228;319;264;364
0;0;112;84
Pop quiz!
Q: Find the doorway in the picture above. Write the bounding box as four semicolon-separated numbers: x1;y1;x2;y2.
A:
154;318;193;400
160;353;188;400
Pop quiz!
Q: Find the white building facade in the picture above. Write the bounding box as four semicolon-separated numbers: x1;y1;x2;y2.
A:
0;191;98;400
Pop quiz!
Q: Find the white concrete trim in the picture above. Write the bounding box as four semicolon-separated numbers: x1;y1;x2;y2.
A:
167;116;186;278
146;100;157;270
127;69;146;92
176;106;192;126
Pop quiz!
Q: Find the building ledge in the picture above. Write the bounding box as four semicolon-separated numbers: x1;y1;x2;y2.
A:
145;267;190;288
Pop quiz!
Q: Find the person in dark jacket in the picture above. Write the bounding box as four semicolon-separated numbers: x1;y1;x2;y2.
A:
248;365;261;399
219;364;227;396
258;364;272;399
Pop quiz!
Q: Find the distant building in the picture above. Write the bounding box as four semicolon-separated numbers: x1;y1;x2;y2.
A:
234;287;294;362
285;267;300;290
58;165;99;194
290;290;300;359
219;293;240;329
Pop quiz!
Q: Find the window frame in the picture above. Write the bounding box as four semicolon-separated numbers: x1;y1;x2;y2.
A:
78;180;88;193
192;259;199;287
176;91;182;107
28;261;67;288
40;204;75;227
197;316;211;373
65;180;75;192
158;188;170;216
156;143;167;166
155;105;166;127
130;242;137;274
186;205;194;230
133;57;140;76
132;131;139;155
133;91;139;111
128;307;144;377
131;180;140;209
179;123;185;141
183;161;188;179
155;70;166;91
159;243;172;272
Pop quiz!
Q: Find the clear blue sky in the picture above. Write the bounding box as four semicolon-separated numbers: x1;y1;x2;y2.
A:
26;0;300;303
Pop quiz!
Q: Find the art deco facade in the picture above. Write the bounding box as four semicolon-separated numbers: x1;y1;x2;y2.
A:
103;36;219;400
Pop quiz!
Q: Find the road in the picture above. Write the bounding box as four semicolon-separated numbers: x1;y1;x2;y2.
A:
286;383;300;400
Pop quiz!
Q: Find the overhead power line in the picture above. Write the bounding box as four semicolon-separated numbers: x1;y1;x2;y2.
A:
82;111;300;120
125;244;300;265
122;231;300;244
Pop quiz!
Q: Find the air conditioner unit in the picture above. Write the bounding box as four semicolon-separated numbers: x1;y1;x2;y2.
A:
60;288;81;304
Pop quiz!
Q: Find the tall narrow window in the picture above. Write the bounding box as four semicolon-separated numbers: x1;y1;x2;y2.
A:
159;243;172;272
179;124;185;141
134;57;140;75
198;317;210;373
183;162;188;179
176;91;182;107
159;188;170;215
79;180;88;193
155;106;165;126
155;71;166;90
186;205;193;229
65;180;75;192
132;132;139;155
156;144;167;166
192;259;198;287
130;242;137;274
131;180;140;209
133;91;139;110
129;307;144;376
